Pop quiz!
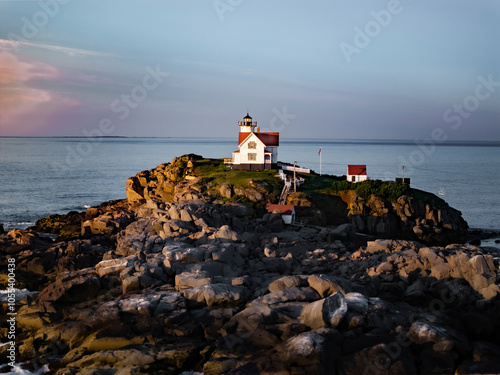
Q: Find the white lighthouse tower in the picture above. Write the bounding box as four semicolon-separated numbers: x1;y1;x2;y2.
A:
239;113;258;133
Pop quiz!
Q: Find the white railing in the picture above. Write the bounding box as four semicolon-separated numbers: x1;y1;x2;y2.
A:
279;164;311;174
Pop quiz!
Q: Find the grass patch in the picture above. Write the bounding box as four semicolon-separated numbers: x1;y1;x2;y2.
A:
190;158;437;206
297;173;344;195
192;158;283;202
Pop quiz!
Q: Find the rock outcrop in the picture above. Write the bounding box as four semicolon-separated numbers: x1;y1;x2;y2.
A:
125;155;468;246
294;188;469;246
1;155;496;375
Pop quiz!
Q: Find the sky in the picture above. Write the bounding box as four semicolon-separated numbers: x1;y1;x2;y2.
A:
0;0;499;140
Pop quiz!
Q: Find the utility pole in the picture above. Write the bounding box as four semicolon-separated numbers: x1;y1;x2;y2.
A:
293;161;297;192
402;165;405;184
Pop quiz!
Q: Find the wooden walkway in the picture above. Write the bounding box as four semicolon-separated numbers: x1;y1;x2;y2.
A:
278;181;291;205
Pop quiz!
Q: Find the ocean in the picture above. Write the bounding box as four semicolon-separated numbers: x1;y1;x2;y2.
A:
1;137;499;233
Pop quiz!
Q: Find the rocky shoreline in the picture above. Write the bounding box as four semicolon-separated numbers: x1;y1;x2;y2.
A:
1;155;500;374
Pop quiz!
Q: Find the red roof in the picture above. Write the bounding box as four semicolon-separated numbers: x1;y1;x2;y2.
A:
238;132;279;146
267;204;294;216
347;165;367;176
255;133;279;146
238;132;251;144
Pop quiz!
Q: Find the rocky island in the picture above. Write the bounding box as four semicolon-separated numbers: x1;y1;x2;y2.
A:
1;154;499;374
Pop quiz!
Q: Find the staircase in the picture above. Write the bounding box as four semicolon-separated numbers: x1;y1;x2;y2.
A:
278;181;291;205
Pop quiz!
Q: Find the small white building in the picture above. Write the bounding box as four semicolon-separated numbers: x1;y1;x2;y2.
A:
231;113;279;170
347;165;368;183
267;204;295;225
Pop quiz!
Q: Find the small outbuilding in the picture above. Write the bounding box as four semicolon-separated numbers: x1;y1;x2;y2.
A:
267;204;295;225
347;165;368;183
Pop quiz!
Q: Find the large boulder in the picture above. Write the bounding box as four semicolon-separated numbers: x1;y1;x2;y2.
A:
300;292;348;329
36;269;100;311
277;329;340;373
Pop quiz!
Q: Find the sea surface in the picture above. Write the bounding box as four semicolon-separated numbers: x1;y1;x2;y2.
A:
1;137;499;233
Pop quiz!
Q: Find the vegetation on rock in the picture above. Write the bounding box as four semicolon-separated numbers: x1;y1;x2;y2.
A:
32;212;84;242
331;179;411;202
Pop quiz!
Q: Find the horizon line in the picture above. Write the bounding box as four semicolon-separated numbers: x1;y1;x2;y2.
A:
1;135;500;146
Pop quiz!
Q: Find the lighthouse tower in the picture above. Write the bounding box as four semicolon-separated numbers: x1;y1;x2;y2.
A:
230;113;279;170
238;113;257;133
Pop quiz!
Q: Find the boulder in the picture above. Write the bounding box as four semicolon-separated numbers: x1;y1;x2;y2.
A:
115;218;156;256
277;329;340;372
307;275;345;298
268;275;304;292
164;245;207;265
256;287;320;305
213;225;239;242
3;229;50;254
183;284;249;307
226;304;280;333
126;176;146;204
61;348;155;369
219;184;233;199
175;271;213;290
300;292;347;329
37;271;100;309
95;257;134;278
408;320;470;354
344;292;369;314
16;312;48;331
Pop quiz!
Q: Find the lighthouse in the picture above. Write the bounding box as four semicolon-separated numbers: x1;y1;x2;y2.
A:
239;113;257;132
230;113;279;170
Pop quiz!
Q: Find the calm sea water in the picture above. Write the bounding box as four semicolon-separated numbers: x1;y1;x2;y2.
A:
1;137;499;232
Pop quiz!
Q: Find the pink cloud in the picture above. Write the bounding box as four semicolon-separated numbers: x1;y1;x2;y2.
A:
0;51;60;84
0;51;80;135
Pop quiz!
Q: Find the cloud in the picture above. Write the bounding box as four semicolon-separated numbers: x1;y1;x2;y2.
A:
0;38;114;58
0;50;79;135
0;49;60;84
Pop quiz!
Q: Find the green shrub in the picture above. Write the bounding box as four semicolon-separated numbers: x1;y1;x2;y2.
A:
331;180;353;193
331;179;410;202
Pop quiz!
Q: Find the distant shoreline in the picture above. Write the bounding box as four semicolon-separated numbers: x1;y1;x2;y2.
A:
1;136;500;147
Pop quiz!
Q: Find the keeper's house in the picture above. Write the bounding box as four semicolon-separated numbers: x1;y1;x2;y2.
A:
230;113;279;170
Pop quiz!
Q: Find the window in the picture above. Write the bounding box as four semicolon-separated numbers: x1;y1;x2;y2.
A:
248;153;257;161
248;141;257;149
